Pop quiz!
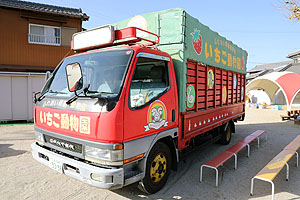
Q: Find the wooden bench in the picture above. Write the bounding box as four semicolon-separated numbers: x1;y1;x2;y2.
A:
200;130;265;186
288;110;300;119
281;110;300;121
250;135;300;200
280;114;290;121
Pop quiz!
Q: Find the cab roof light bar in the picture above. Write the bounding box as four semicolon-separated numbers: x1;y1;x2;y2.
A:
71;25;159;52
115;27;159;46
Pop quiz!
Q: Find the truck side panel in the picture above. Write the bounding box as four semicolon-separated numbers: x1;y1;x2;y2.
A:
179;103;244;149
186;60;245;112
178;59;245;149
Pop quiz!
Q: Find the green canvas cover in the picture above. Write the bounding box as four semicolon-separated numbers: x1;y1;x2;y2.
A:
115;8;248;112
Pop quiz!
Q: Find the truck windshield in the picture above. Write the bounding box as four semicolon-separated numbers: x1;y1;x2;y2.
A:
43;49;133;98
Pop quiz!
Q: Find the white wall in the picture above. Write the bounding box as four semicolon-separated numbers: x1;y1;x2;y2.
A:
0;72;45;121
0;76;12;120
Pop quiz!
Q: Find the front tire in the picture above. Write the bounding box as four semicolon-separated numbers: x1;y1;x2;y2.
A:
139;142;171;194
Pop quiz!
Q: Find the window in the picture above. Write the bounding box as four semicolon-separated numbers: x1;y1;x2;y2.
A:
130;57;169;108
42;49;132;98
28;24;61;46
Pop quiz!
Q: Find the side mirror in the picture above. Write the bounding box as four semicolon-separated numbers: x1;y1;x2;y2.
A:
66;63;83;92
45;71;52;81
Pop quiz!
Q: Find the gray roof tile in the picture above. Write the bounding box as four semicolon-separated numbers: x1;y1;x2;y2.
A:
0;0;89;20
247;62;300;81
248;60;292;72
283;63;300;74
287;51;300;59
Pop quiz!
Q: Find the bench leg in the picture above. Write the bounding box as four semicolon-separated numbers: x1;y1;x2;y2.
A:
271;180;275;200
270;181;274;200
215;167;219;186
250;177;255;196
296;152;299;167
233;153;237;169
200;165;219;186
200;165;204;182
247;144;250;157
251;176;275;200
254;135;267;149
285;162;289;181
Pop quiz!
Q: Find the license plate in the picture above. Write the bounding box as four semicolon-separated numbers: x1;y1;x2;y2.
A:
49;157;63;174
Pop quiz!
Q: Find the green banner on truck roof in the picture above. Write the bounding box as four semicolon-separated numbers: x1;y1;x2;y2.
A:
115;8;248;74
185;12;247;74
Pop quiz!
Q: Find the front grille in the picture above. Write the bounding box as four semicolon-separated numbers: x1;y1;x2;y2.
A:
44;135;82;154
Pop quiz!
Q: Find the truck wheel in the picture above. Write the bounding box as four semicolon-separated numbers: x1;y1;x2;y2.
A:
219;125;231;145
139;142;171;194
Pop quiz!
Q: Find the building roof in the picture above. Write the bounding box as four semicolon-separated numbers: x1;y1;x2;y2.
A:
247;69;270;80
246;60;295;82
248;60;292;73
0;0;89;20
287;50;300;59
283;63;300;74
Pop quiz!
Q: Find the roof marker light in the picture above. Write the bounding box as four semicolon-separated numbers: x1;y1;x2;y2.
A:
71;25;159;52
72;25;115;51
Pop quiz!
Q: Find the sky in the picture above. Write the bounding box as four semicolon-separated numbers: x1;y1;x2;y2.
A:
28;0;300;70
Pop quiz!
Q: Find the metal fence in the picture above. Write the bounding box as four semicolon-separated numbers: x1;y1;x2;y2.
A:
28;34;61;46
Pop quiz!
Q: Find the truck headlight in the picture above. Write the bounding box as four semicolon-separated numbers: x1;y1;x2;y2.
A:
35;131;44;145
84;145;123;166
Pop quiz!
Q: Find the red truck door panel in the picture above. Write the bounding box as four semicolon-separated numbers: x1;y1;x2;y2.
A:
123;53;177;142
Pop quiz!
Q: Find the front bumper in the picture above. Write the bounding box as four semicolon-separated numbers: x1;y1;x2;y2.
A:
31;142;124;189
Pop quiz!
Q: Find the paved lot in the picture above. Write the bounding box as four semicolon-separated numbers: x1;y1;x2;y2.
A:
1;107;300;200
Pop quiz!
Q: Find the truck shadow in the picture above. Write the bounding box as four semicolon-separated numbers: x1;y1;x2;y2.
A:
0;144;27;159
111;120;300;199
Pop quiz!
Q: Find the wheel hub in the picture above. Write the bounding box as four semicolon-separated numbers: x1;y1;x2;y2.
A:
150;153;167;183
226;127;231;141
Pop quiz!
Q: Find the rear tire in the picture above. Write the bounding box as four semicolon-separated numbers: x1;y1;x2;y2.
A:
219;125;232;145
138;142;171;194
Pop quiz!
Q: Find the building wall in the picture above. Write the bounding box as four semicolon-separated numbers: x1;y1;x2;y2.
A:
0;72;45;121
0;7;81;71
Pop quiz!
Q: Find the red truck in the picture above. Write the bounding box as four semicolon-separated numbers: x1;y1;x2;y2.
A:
32;8;247;194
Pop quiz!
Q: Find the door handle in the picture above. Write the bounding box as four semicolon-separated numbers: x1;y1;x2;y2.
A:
172;109;175;122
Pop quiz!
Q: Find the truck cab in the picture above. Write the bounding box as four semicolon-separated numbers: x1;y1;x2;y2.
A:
32;26;179;193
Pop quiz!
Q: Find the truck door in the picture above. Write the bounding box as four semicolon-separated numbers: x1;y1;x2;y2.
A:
123;52;178;143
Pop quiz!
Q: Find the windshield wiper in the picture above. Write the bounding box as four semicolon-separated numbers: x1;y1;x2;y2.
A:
97;91;114;95
34;89;62;103
84;85;115;96
49;90;67;94
34;92;45;103
66;83;115;105
85;90;98;93
66;84;96;105
66;91;82;105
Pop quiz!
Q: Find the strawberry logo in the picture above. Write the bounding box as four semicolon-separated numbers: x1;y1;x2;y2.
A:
191;29;202;55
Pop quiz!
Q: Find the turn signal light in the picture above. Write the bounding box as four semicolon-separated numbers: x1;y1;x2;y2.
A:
114;144;123;150
123;153;145;165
